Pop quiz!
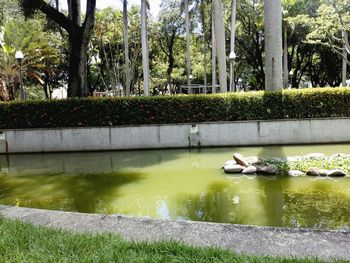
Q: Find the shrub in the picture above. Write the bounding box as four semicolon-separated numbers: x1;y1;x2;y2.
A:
0;88;349;129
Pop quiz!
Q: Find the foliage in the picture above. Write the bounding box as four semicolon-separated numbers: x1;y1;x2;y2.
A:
270;156;350;175
0;0;348;96
0;19;60;100
0;0;21;26
0;88;349;129
289;0;350;65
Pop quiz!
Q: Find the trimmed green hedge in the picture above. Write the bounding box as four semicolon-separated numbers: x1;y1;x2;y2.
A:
0;88;349;129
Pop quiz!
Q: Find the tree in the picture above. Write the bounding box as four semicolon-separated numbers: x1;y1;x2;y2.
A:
0;19;59;100
235;0;265;90
20;0;96;97
91;8;124;94
158;0;184;93
264;0;283;90
282;0;298;88
211;0;217;93
123;0;131;96
212;0;227;93
184;0;192;94
0;0;21;26
302;0;349;84
200;0;208;90
229;0;237;92
141;0;150;96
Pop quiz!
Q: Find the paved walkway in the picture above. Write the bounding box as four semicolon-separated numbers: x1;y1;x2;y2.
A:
0;205;349;261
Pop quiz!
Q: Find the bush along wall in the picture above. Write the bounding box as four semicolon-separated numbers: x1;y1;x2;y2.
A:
0;88;350;129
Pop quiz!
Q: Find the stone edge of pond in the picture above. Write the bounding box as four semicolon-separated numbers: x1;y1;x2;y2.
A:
0;205;349;261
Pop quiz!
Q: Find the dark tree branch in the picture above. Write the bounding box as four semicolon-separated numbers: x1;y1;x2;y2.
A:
34;0;75;33
83;0;96;35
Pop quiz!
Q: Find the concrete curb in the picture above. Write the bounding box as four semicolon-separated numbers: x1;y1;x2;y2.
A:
0;205;349;260
3;118;350;153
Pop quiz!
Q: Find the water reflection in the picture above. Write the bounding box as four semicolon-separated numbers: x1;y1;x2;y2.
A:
173;181;240;223
172;176;350;230
0;145;350;231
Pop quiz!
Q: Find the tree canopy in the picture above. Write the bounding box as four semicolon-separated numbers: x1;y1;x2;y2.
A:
0;0;348;100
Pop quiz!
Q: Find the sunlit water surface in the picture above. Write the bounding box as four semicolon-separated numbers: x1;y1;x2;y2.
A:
1;144;350;231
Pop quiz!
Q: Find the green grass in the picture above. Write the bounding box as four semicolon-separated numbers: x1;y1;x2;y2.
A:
0;218;346;263
270;156;350;176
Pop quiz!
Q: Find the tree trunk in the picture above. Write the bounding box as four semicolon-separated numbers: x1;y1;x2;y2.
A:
21;0;96;97
141;0;150;96
342;31;347;87
200;0;207;93
343;46;347;86
167;48;175;93
211;1;217;94
68;30;88;97
213;0;227;93
229;0;236;92
283;27;289;88
123;0;131;96
264;0;283;91
185;0;192;94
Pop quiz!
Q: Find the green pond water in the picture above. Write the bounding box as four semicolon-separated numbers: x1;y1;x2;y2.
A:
0;144;350;231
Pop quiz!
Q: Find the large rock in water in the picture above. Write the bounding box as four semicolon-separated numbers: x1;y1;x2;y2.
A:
288;170;304;177
233;153;249;167
306;168;328;176
246;156;264;166
242;166;257;174
224;164;245;174
326;170;346;177
223;160;237;166
257;164;278;175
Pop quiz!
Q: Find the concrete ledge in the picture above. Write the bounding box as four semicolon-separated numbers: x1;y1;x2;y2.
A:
0;205;349;260
2;118;350;153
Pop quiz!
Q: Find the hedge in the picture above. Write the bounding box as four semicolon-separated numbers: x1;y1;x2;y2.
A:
0;88;349;129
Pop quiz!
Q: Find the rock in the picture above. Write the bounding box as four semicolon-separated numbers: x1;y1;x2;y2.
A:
246;156;262;165
224;164;245;174
233;153;249;167
326;170;346;177
242;166;257;174
223;160;237;167
330;153;347;159
305;153;326;160
257;164;278;175
306;168;328;176
288;170;304;177
271;157;285;162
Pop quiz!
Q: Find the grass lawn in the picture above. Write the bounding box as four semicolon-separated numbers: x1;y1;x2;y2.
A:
0;217;346;263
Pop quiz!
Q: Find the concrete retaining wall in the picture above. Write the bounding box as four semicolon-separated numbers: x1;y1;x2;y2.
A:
1;118;350;153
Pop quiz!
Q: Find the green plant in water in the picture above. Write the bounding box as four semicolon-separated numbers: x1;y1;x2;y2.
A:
269;156;350;176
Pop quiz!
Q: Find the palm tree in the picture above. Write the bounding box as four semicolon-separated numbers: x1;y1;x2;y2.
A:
199;0;208;92
123;0;131;96
184;0;192;94
264;0;283;91
141;0;150;96
211;0;217;93
229;0;237;92
212;0;227;93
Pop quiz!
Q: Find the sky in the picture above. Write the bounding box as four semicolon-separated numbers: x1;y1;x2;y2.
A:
60;0;162;17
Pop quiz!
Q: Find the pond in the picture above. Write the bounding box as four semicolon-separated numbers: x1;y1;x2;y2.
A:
0;144;350;231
